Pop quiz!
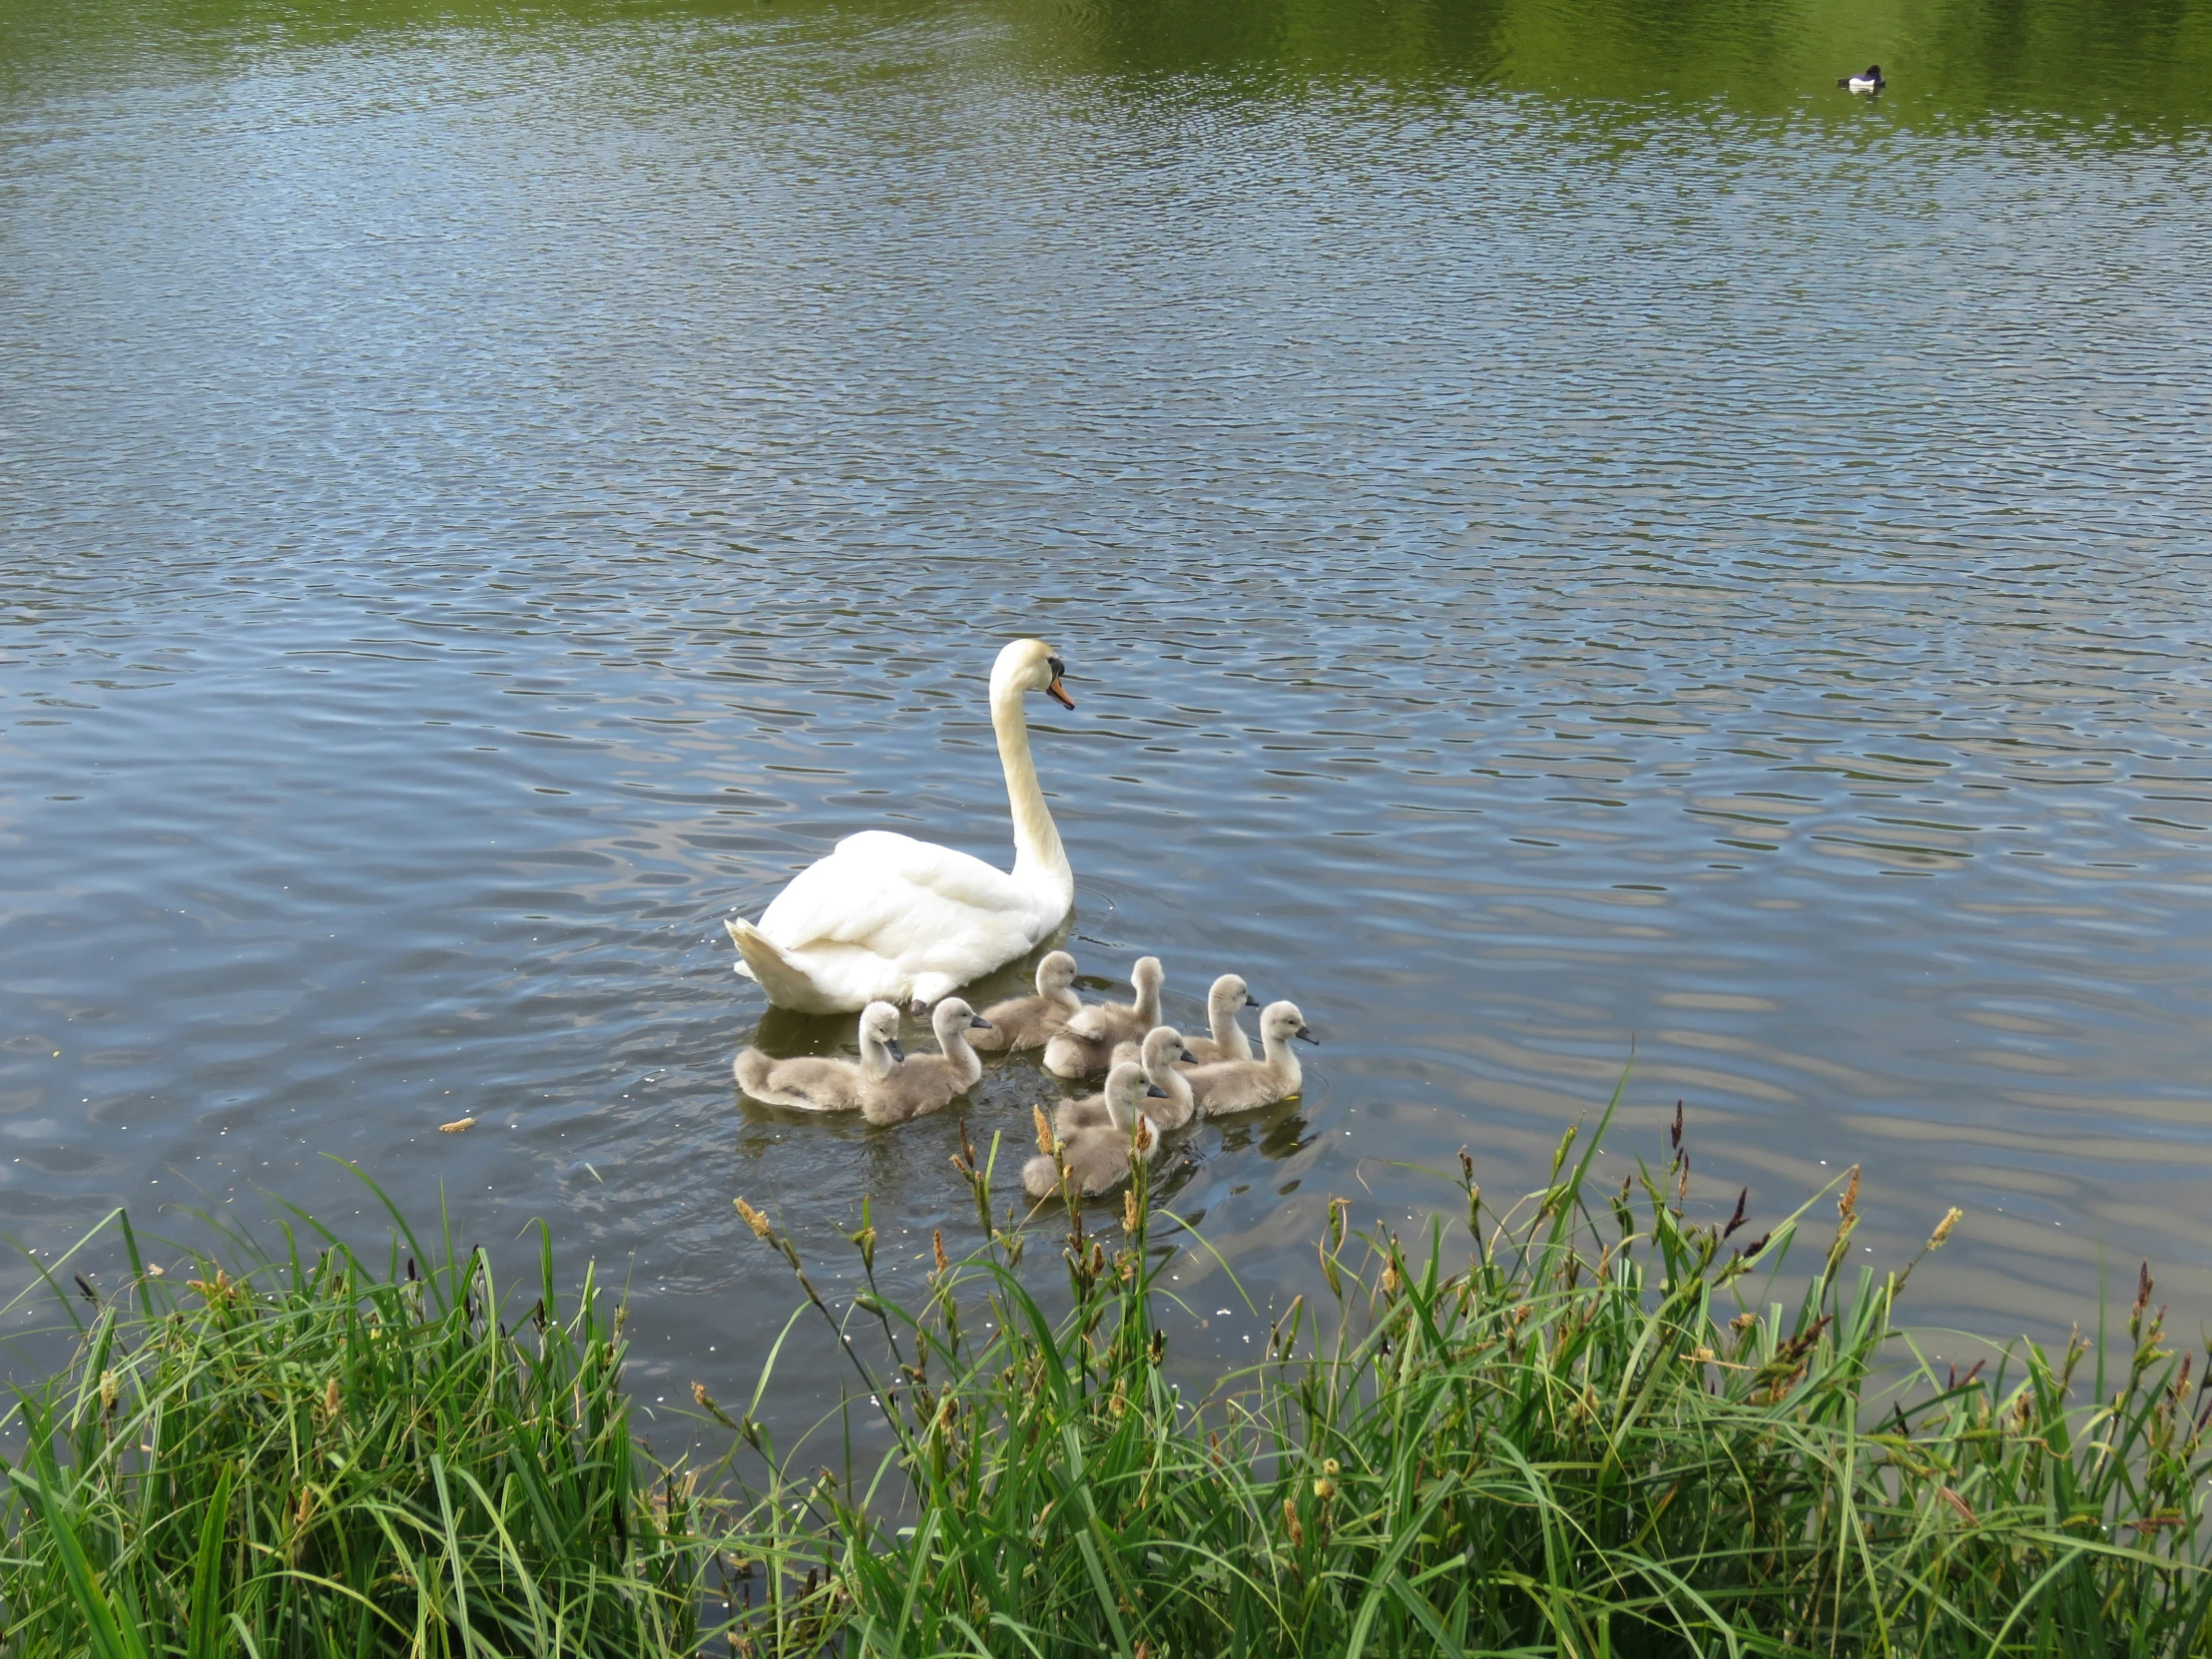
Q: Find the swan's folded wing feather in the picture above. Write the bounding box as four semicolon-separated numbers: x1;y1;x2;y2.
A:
1061;1004;1119;1039
830;831;1031;912
757;833;1035;964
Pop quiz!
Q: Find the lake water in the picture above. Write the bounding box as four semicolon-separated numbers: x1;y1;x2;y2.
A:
4;0;2211;1422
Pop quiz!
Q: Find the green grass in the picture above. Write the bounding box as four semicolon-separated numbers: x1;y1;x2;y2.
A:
0;1170;729;1657
4;1098;2209;1657
726;1100;2212;1657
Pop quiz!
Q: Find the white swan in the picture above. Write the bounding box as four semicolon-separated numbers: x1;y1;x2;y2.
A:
726;640;1077;1013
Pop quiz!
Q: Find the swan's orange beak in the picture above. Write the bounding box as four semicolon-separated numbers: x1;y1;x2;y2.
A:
1047;675;1075;710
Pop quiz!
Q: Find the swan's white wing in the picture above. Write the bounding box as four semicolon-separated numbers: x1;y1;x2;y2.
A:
756;831;1041;969
830;831;1032;915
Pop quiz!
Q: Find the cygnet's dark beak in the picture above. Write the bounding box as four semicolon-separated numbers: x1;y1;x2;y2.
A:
885;1039;906;1063
1244;993;1261;1008
970;1015;993;1030
1045;654;1075;710
1146;1084;1169;1099
1294;1027;1320;1045
1179;1049;1197;1063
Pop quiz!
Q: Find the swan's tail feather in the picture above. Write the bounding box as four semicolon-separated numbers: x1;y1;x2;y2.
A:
726;918;830;1012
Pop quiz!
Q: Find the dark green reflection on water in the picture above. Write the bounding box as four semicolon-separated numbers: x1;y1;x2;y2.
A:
8;0;2211;130
1038;0;2212;127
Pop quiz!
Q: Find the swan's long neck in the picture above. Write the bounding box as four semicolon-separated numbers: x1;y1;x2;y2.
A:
861;1031;900;1084
938;1018;983;1088
1134;970;1162;1027
1148;1043;1195;1115
991;677;1071;904
1263;1027;1304;1092
1106;1068;1146;1131
1210;986;1248;1056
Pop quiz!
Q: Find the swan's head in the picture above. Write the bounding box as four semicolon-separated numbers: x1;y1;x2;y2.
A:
1142;1025;1197;1067
1131;956;1164;996
1211;972;1258;1011
992;638;1075;711
1036;950;1078;992
859;1001;905;1062
1263;1000;1319;1046
1103;1059;1159;1124
932;996;990;1044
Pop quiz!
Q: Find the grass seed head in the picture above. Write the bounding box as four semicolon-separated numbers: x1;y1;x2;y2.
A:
1929;1207;1961;1250
1032;1103;1053;1156
734;1197;775;1242
693;1382;740;1429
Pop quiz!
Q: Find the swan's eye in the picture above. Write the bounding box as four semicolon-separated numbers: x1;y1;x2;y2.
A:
1047;656;1065;678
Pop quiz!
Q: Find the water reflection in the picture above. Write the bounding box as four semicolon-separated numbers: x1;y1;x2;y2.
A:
2;0;2210;1436
1031;0;2212;129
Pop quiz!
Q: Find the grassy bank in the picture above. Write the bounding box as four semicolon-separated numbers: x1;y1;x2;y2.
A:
4;1107;2209;1655
0;1183;723;1657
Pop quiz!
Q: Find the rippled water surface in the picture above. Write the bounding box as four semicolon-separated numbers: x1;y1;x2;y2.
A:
4;0;2211;1416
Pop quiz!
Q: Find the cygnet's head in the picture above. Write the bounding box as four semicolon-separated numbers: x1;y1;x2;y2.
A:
859;1001;905;1061
1212;972;1259;1010
1262;1001;1319;1046
1141;1025;1197;1067
1102;1060;1165;1125
990;639;1075;710
1036;950;1078;992
1131;956;1164;994
932;997;989;1043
